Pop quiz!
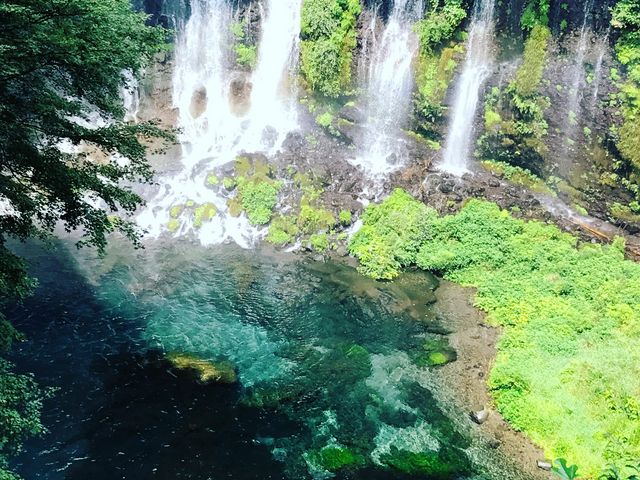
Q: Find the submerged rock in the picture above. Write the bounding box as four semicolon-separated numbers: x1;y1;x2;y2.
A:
167;352;238;384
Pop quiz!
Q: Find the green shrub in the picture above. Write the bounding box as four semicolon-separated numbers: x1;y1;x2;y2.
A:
352;190;640;475
298;204;335;234
266;215;299;246
231;19;257;68
310;233;329;252
236;178;280;225
338;209;352;225
348;189;435;280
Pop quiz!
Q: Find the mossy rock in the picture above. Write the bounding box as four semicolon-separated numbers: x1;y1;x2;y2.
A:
193;203;217;228
416;338;457;367
206;173;219;186
339;209;352;225
169;204;184;218
267;215;299;246
311;446;366;472
167;219;180;233
167;353;237;384
380;448;460;478
227;197;243;217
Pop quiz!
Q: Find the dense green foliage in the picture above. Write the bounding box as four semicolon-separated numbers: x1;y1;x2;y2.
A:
611;0;640;176
413;1;466;131
0;1;169;476
348;189;435;279
350;190;640;475
478;24;550;174
231;19;257;68
299;0;361;97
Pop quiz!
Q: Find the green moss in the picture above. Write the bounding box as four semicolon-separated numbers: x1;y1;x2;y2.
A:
185;200;195;208
310;233;329;252
352;190;640;475
481;160;554;195
477;25;550;175
416;338;457;367
298;204;335;234
193;203;217;228
206;173;219;186
311;446;365;471
266;215;299;246
223;177;237;190
299;0;361;97
169;204;184;219
380;448;461;477
236;178;281;225
415;45;462;126
167;218;180;232
338;209;352;225
315;111;333;128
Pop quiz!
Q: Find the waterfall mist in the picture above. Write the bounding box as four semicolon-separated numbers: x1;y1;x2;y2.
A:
137;0;302;247
439;0;496;176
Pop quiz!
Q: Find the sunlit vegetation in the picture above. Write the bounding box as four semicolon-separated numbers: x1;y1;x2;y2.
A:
350;190;640;475
477;23;551;175
299;0;361;97
413;0;466;133
611;0;640;189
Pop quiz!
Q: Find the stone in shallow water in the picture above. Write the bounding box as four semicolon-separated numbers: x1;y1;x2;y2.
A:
167;352;237;384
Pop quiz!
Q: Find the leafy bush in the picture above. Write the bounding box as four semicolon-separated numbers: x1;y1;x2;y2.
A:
348;189;435;279
351;190;640;474
266;215;299;246
236;178;281;225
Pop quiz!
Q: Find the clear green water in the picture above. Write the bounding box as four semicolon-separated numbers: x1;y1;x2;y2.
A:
9;240;487;479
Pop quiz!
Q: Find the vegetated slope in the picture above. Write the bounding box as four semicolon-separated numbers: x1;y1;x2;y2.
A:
349;189;640;475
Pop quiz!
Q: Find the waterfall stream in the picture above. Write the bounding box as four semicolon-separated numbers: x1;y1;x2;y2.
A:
353;0;422;176
439;0;495;176
137;0;302;247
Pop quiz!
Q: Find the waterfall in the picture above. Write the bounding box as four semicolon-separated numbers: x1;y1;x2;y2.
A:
121;70;141;123
439;0;495;176
353;0;423;176
242;0;302;149
565;0;594;127
591;32;609;107
137;0;302;247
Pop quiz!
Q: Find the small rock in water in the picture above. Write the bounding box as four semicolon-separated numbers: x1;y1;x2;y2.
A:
470;409;489;424
536;460;552;471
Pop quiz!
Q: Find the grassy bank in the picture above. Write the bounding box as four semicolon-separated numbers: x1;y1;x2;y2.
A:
349;189;640;476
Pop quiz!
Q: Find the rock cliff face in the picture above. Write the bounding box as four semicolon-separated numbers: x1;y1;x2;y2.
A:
133;0;640;235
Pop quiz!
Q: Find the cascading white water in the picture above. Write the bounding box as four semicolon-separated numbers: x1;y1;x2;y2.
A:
591;32;609;107
439;0;495;176
137;0;302;247
353;0;422;176
565;0;594;132
242;0;302;149
121;70;141;123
